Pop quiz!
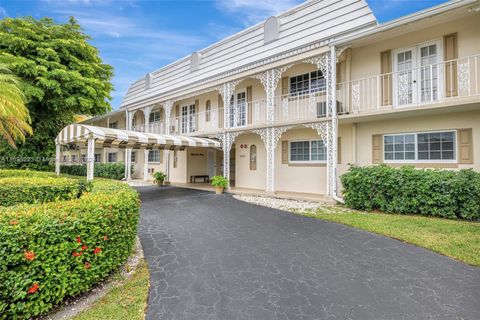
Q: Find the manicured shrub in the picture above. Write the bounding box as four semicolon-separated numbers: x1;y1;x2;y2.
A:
341;165;480;220
0;169;56;179
0;177;90;206
0;175;140;319
60;163;131;180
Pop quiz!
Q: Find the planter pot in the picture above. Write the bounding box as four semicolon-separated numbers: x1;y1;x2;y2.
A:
156;180;164;187
215;186;224;194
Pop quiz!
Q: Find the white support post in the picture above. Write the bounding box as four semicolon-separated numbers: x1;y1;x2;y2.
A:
330;46;338;197
124;148;132;180
86;137;95;181
222;133;230;187
164;100;173;183
144;149;149;181
55;143;61;175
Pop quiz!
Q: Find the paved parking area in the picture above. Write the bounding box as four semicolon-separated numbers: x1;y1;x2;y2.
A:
137;186;480;320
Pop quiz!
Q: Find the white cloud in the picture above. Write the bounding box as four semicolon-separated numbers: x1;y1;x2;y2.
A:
0;6;7;18
215;0;304;25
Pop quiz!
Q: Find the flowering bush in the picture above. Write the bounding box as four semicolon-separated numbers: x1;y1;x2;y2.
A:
0;173;140;319
341;165;480;220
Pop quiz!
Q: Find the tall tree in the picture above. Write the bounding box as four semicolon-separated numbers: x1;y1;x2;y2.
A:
0;64;32;147
0;17;113;170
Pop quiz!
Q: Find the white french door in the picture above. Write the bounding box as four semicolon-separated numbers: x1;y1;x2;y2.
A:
394;47;416;106
181;105;195;133
229;91;247;128
394;41;443;107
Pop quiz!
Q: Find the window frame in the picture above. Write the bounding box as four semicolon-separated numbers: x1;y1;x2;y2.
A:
149;110;161;123
289;71;326;96
108;121;118;129
205;100;211;122
383;130;457;164
94;154;101;163
131;151;137;163
288;139;327;164
107;152;117;163
148;150;161;164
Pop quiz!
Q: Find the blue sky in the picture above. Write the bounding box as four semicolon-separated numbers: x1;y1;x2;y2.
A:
1;0;447;109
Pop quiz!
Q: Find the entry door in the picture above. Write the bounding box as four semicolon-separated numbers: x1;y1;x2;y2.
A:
394;47;416;106
207;150;216;177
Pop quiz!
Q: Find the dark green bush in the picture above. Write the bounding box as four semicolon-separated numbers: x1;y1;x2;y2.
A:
0;177;90;206
341;165;480;220
0;175;140;319
60;163;131;180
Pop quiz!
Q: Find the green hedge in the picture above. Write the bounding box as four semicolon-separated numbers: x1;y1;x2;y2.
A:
0;175;140;319
341;165;480;220
0;177;90;206
0;169;56;179
60;163;130;180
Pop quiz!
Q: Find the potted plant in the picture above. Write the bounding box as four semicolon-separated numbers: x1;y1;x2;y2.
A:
153;171;166;186
211;175;228;194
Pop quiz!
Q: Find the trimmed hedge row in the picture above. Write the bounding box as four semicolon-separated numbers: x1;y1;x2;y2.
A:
0;169;56;179
0;177;90;206
60;163;129;180
0;175;140;319
341;165;480;220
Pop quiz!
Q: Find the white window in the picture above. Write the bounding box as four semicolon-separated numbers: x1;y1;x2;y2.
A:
205;100;211;122
108;121;118;129
71;155;78;163
148;150;160;163
107;152;117;163
290;71;325;95
181;105;195;133
62;155;68;163
94;154;101;163
290;140;326;163
149;111;161;123
131;151;137;163
81;154;87;163
384;131;456;163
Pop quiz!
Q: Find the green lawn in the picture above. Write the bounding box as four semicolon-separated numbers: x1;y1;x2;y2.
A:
300;207;480;267
73;259;150;320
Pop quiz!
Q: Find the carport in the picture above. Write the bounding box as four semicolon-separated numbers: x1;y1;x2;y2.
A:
55;124;221;181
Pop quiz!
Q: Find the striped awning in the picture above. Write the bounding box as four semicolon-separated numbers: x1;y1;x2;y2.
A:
55;124;221;150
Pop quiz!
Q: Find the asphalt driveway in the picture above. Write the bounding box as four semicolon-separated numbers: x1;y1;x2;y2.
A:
137;186;480;320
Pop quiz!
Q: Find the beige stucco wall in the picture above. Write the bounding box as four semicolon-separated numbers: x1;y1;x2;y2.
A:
234;133;267;190
353;109;480;170
350;14;480;80
168;149;188;183
275;127;328;194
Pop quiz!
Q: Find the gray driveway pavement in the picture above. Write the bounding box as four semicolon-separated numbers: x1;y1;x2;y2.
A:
137;186;479;320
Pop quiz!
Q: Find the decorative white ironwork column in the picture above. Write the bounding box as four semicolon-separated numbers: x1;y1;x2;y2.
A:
303;47;346;197
252;65;292;125
163;100;174;182
252;126;292;193
215;131;243;189
251;66;291;193
217;81;241;129
55;143;61;175
86;136;95;181
143;106;152;133
303;122;332;194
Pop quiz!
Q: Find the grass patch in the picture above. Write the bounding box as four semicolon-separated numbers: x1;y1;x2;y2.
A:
73;259;149;320
300;207;480;267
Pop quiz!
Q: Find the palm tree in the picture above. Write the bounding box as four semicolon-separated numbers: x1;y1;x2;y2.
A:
0;64;32;148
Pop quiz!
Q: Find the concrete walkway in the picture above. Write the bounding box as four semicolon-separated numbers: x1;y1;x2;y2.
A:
137;186;480;320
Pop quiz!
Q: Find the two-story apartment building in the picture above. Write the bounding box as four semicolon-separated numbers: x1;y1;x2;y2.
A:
56;0;480;200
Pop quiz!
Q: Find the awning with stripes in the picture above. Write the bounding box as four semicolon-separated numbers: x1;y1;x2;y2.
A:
56;124;221;150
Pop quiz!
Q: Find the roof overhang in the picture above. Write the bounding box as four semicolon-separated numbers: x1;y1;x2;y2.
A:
56;124;221;150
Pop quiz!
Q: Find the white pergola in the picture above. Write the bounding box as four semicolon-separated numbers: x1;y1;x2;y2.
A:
55;124;221;181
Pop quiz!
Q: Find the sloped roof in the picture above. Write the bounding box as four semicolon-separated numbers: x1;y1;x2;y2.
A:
121;0;377;109
56;124;221;149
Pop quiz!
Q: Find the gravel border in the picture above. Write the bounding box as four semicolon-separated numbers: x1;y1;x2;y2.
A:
39;236;146;320
232;194;350;214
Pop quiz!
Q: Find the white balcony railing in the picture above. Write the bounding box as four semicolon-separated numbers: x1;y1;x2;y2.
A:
337;54;480;115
